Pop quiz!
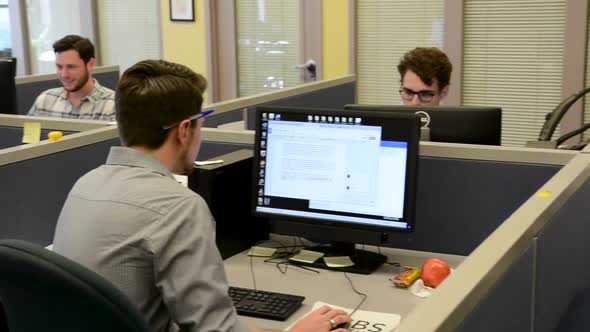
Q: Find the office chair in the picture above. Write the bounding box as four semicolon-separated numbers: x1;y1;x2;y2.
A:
526;87;590;150
0;239;149;332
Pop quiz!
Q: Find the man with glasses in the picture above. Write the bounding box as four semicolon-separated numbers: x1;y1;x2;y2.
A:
53;59;350;332
397;47;453;106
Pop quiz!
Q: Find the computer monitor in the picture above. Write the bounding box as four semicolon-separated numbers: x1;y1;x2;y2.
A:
252;106;421;274
345;105;502;145
0;57;17;115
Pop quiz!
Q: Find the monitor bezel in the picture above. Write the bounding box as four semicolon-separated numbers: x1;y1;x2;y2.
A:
251;106;421;235
344;104;502;145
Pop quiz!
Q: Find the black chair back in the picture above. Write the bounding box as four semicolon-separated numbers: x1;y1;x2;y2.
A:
0;239;149;332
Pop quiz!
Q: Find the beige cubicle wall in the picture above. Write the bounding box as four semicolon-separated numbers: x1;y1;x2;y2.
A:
14;65;120;85
205;74;354;114
0;114;114;151
201;74;356;129
396;147;590;332
0;113;112;132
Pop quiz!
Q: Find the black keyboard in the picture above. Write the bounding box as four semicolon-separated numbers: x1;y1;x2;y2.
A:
228;286;305;321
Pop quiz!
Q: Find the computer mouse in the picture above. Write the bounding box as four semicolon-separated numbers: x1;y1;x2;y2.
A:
332;322;351;331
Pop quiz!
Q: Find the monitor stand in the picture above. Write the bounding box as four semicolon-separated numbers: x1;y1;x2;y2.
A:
289;242;387;275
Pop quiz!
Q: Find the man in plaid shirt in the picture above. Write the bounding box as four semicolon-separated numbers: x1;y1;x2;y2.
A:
27;35;115;121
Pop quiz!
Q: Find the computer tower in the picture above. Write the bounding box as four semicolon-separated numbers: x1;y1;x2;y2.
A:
188;149;269;259
0;58;17;114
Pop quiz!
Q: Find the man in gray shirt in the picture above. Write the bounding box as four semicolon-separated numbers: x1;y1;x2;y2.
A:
53;59;350;332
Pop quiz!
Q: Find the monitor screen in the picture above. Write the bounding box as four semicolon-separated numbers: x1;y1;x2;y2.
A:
252;106;420;274
345;105;502;145
0;57;17;115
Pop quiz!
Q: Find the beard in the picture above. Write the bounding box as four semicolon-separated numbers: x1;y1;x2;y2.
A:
63;68;90;93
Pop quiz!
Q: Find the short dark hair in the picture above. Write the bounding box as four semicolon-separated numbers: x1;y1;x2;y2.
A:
53;35;95;64
397;47;452;92
116;59;208;149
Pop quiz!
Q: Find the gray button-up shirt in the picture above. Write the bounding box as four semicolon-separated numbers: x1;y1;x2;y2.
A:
54;146;248;332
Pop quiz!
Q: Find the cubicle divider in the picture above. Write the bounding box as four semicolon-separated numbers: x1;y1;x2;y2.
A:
201;75;355;129
0;114;111;149
15;65;120;115
0;76;352;247
0;125;120;245
396;150;590;332
270;143;575;258
0;122;254;247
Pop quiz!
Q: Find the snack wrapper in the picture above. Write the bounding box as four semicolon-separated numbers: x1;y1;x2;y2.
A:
390;266;421;288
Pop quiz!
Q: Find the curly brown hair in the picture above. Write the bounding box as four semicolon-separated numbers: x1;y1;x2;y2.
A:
397;47;452;92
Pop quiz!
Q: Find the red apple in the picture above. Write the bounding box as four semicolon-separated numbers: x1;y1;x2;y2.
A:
421;258;451;288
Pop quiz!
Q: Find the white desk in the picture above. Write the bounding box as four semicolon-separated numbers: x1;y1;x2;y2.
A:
224;247;464;330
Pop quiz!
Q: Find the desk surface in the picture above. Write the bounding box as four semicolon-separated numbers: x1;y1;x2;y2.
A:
224;247;465;330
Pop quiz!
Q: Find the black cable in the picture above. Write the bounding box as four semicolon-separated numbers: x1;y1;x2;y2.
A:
556;122;590;146
249;250;256;290
247;239;318;287
539;86;590;141
248;239;286;290
343;272;368;317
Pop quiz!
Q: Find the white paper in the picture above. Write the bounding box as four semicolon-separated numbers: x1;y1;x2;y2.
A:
172;174;188;187
324;256;355;268
408;279;432;298
409;268;454;298
248;246;277;257
288;301;401;332
289;249;324;263
194;159;224;166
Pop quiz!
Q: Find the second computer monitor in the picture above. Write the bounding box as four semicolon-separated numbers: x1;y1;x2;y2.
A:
345;105;502;145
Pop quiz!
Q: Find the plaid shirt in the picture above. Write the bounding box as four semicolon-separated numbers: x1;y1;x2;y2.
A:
27;79;115;121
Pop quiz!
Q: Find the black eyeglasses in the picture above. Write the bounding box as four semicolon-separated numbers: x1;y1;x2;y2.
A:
399;87;437;103
162;109;215;131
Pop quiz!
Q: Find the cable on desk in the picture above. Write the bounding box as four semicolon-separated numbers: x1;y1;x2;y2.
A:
247;239;314;289
343;272;367;317
248;239;285;290
249;249;256;290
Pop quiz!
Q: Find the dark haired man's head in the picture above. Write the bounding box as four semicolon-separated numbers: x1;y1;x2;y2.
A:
116;59;207;151
53;35;96;93
397;47;453;106
53;35;95;64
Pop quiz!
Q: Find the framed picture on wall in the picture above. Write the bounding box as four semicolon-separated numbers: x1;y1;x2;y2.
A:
170;0;195;22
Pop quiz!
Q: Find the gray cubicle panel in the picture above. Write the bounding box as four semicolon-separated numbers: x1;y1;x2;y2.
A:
534;177;590;332
396;151;588;332
197;128;254;160
0;127;253;247
198;75;356;129
245;80;356;129
0;126;77;149
404;155;559;255
15;65;119;115
198;141;253;161
269;143;572;257
0;115;111;150
0;127;120;246
454;242;536;332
